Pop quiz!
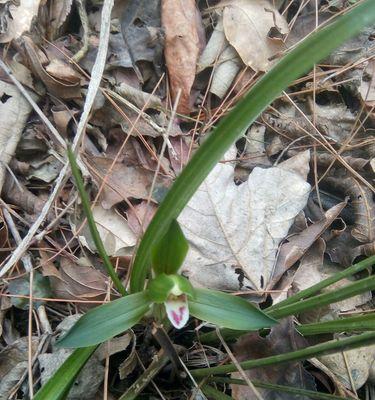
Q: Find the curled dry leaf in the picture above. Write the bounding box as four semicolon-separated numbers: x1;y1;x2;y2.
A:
222;0;289;72
0;79;35;192
179;149;310;292
271;201;347;288
21;36;81;100
198;14;242;98
41;255;109;305
162;0;204;114
0;0;41;43
325;176;375;243
47;0;73;40
78;205;136;257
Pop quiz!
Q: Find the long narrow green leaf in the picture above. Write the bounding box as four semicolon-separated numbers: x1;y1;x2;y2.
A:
34;346;97;400
208;378;349;400
298;313;375;336
191;331;375;377
67;146;127;296
130;0;375;293
151;219;189;275
267;255;375;312
56;292;151;347
189;288;276;330
268;275;375;319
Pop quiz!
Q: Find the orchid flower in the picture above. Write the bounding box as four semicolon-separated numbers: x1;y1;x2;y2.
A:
148;273;195;329
57;220;276;348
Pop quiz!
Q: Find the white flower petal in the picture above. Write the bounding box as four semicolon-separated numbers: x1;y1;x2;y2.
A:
165;296;189;329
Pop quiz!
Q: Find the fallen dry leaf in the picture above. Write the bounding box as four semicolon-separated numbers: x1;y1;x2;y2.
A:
0;75;38;192
47;0;73;40
179;149;310;292
79;205;136;257
293;247;371;320
162;0;204;113
271;201;347;288
223;0;289;72
88;156;171;209
127;201;157;237
319;335;375;390
197;14;242;98
0;0;41;43
232;318;315;400
325;176;375;243
22;36;81;100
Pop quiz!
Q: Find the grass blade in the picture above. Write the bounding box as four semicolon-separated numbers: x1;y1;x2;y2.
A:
208;378;349;400
267;275;375;320
33;346;97;400
267;255;375;312
67;146;127;296
298;313;375;336
130;0;375;293
191;331;375;377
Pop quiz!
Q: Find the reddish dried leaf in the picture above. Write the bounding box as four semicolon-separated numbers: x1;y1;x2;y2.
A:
162;0;204;114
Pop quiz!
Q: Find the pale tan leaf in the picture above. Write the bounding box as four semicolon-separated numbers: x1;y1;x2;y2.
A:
79;206;136;257
179;148;310;292
0;0;41;43
319;336;375;390
222;0;289;72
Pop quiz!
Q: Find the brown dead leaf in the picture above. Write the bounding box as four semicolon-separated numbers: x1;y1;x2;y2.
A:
41;254;109;305
87;156;171;209
223;0;288;72
232;318;315;400
271;201;347;288
168;136;190;174
47;0;73;40
21;36;81;99
162;0;204;114
325;176;375;243
127;201;157;237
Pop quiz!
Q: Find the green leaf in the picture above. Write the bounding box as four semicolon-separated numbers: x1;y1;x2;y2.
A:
34;346;97;400
189;288;276;330
130;0;375;293
298;313;375;336
56;292;151;348
67;146;127;296
191;331;375;377
151;220;189;275
147;273;195;303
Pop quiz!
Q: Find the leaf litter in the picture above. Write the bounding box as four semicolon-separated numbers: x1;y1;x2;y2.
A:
0;0;374;398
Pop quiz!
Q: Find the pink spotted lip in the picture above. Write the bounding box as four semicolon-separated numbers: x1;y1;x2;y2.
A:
164;294;189;329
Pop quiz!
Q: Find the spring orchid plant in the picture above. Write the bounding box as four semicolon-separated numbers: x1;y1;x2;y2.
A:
57;218;275;348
